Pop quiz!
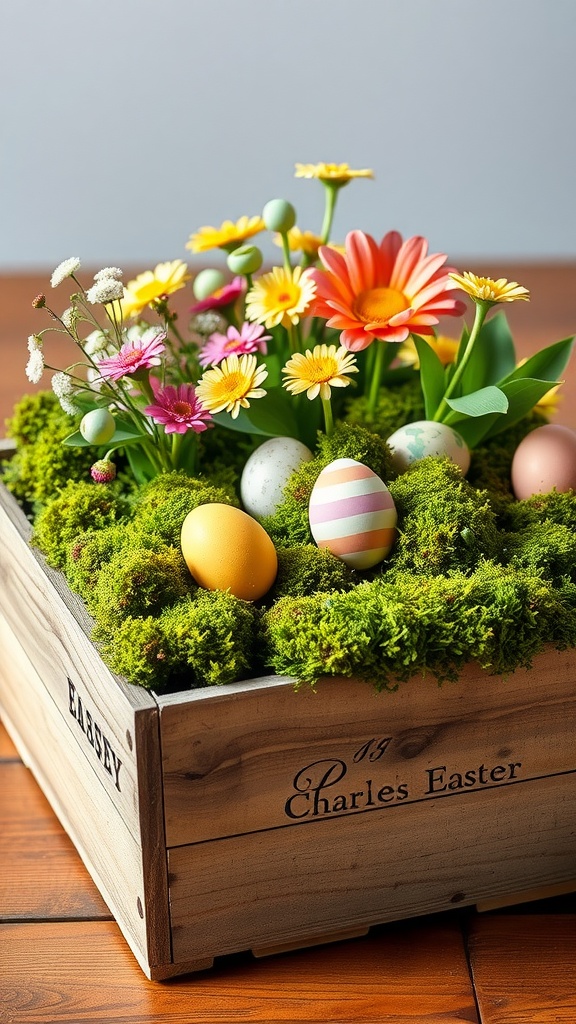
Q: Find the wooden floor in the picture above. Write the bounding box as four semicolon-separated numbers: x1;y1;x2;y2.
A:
1;267;576;1022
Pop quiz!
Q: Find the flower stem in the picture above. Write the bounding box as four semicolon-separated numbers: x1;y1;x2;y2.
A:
280;232;292;272
433;300;491;421
321;396;334;436
367;341;387;418
320;184;338;245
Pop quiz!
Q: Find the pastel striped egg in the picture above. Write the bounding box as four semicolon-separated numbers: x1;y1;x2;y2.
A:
309;458;397;570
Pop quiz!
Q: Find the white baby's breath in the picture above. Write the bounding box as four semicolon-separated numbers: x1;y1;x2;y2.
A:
27;334;42;352
51;371;80;414
94;267;123;282
50;257;81;289
61;307;77;330
84;329;111;356
25;349;44;383
190;310;227;336
86;278;125;304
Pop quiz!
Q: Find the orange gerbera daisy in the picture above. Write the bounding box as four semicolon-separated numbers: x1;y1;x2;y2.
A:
309;231;466;352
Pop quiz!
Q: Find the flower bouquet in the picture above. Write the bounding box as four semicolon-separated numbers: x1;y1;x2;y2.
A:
6;160;576;693
3;161;576;979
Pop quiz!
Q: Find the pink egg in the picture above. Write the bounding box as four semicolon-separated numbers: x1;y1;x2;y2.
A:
511;424;576;500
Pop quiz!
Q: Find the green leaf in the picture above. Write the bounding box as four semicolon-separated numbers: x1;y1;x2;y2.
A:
445;386;508;418
483;377;564;440
62;425;147;448
412;335;446;419
502;335;574;385
211;388;300;439
458;312;517;393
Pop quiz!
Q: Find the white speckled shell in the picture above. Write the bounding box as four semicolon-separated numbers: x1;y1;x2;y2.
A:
241;436;313;518
386;420;470;474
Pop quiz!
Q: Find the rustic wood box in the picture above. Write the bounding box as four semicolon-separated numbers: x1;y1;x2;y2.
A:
1;467;575;980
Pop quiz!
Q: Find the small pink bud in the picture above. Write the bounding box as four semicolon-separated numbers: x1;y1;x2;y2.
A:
32;293;46;309
90;458;117;484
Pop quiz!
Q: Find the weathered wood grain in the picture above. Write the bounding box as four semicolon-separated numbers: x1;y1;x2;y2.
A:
0;760;111;920
0;918;479;1023
468;914;576;1023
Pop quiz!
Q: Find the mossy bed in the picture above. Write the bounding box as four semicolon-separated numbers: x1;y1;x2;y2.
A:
4;381;576;693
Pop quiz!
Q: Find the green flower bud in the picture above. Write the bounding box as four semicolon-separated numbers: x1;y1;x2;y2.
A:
192;268;226;300
262;199;296;233
227;245;263;276
80;408;116;446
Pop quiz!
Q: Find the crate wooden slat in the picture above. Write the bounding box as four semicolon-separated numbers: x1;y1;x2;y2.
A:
1;454;576;979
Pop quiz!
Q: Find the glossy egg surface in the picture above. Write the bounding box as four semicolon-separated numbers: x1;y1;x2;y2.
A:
181;503;277;601
386;420;470;474
511;424;576;499
309;458;397;570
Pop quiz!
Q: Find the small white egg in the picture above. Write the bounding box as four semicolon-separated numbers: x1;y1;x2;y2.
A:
241;437;313;518
386;420;470;474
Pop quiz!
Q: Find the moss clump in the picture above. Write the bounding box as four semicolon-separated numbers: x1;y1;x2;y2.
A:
263;423;394;548
96;590;257;691
3;392;94;509
344;375;426;439
504;522;576;588
504;489;576;534
65;525;130;597
467;414;547;520
33;481;131;569
260;561;576;689
387;457;501;575
269;545;357;601
130;470;239;546
89;545;194;626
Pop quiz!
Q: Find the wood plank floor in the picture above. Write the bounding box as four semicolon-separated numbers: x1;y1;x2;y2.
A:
1;268;576;1022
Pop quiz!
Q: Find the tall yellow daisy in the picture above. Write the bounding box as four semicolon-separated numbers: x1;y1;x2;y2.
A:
121;260;190;318
398;334;459;369
449;271;530;304
282;344;358;401
245;266;316;329
295;163;374;186
273;227;323;259
196;353;268;419
187;216;265;254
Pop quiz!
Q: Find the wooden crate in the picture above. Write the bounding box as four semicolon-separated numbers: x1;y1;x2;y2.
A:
1;465;575;979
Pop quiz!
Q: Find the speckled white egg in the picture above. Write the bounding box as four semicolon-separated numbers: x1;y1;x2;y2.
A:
241;436;314;518
309;458;397;570
386;420;471;474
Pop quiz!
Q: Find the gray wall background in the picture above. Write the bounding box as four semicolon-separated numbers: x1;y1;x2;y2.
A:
2;0;575;270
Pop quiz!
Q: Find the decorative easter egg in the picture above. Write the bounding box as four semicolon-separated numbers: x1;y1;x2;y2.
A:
386;420;471;474
241;437;314;518
80;408;116;445
309;458;397;570
511;424;576;499
180;503;277;601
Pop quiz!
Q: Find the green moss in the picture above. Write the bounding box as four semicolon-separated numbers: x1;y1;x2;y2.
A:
3;392;94;509
343;375;426;439
130;470;239;546
262;423;394;548
505;489;576;533
387;457;501;575
33;481;131;569
95;590;257;691
268;545;357;601
89;545;194;625
504;522;576;587
467;414;548;520
65;525;130;597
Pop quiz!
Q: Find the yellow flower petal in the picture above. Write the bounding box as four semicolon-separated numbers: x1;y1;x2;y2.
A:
449;271;530;304
186;216;265;254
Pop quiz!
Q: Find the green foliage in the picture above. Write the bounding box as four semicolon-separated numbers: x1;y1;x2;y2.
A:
65;525;131;597
3;392;94;509
269;545;356;601
344;376;425;440
32;481;131;569
96;591;257;691
504;522;576;588
387;458;501;575
263;423;394;547
467;414;545;514
130;470;239;546
89;545;194;626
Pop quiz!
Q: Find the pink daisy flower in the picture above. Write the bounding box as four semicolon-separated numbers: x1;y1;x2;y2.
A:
198;322;271;368
144;381;213;434
189;276;245;315
97;329;166;381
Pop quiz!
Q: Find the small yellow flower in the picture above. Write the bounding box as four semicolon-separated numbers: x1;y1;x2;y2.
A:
282;344;358;401
295;162;374;186
121;260;190;318
449;271;530;304
535;383;562;415
246;265;316;329
398;334;460;369
273;227;323;259
196;353;268;419
186;216;265;254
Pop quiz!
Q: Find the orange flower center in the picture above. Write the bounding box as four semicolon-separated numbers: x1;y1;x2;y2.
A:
353;287;409;325
276;291;292;305
172;401;193;416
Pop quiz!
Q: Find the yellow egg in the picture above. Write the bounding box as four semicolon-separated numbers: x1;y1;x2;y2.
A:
181;503;277;601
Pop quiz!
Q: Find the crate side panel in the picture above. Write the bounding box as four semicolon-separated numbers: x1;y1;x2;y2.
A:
168;770;576;964
159;652;576;846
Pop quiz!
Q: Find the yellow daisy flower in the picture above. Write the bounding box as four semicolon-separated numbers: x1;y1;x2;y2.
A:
398;334;459;369
196;353;268;419
449;271;530;304
295;163;374;186
245;265;316;329
121;260;190;318
282;344;358;401
273;227;323;259
186;216;265;254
